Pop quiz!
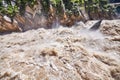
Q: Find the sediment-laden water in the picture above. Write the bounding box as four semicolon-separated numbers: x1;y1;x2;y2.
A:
0;20;120;80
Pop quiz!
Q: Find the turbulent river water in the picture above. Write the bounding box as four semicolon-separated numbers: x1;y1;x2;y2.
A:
0;20;120;80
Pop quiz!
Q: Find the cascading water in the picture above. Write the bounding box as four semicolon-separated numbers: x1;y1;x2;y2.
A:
60;0;66;14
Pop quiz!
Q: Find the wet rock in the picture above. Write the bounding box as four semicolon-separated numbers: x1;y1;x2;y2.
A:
0;15;21;33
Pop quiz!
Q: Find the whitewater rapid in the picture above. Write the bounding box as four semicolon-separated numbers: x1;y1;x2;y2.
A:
0;20;120;80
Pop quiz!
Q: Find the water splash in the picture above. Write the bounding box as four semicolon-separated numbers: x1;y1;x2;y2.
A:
60;0;66;13
52;17;60;29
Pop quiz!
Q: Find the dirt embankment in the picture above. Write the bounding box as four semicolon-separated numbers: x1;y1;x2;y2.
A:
0;20;120;80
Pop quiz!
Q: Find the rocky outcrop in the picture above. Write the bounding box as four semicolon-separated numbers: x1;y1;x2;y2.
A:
0;20;120;80
0;5;86;33
0;15;21;33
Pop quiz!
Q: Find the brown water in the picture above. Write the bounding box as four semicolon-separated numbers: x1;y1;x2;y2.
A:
0;20;120;80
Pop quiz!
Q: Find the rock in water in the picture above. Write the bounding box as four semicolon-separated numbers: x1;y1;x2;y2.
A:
89;20;102;30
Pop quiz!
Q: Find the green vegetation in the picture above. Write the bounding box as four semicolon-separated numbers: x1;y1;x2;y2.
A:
0;0;116;21
0;0;36;21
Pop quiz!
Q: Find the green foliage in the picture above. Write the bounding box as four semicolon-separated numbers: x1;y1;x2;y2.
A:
0;0;116;20
0;0;37;18
50;0;61;6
